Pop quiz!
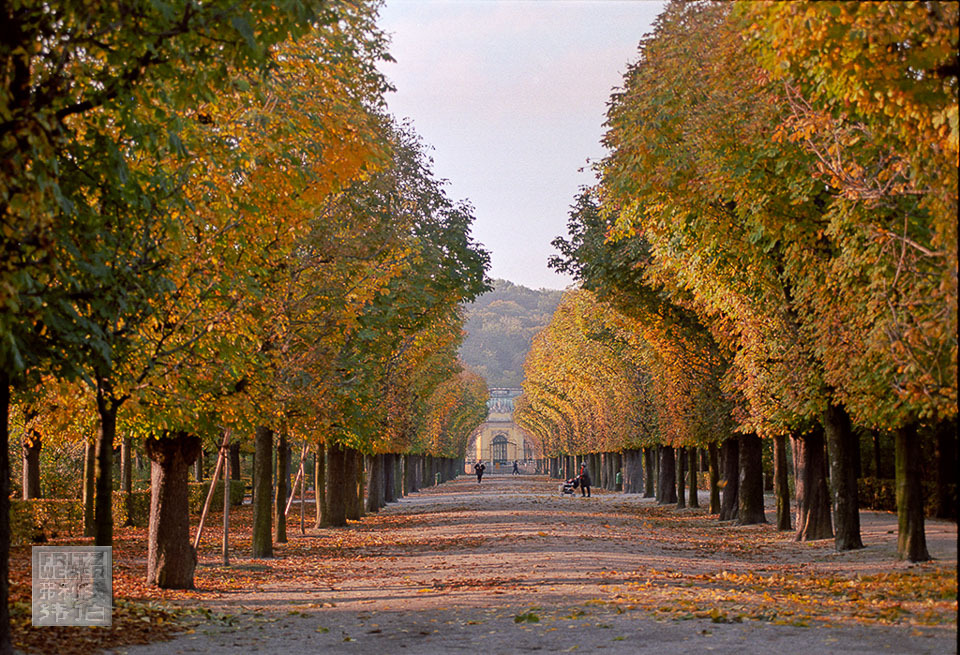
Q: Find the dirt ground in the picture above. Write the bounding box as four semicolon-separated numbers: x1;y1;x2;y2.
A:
108;475;956;655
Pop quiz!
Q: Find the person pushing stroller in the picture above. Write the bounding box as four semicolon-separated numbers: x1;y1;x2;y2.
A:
578;463;591;497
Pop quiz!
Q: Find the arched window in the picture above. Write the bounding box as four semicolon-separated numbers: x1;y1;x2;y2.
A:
492;434;508;463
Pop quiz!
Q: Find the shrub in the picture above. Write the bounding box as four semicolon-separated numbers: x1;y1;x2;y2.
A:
9;499;83;546
113;490;151;528
9;480;244;545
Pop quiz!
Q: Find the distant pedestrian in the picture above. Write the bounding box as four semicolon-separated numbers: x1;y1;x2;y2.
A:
474;460;486;483
512;460;519;475
578;463;591;497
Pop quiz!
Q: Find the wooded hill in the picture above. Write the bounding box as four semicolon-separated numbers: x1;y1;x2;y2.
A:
460;280;564;388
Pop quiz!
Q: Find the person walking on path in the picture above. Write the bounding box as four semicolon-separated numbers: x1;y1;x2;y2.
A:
474;460;486;483
578;463;591;497
512;460;520;475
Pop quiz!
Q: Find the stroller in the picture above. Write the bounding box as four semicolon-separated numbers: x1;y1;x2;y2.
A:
559;476;580;495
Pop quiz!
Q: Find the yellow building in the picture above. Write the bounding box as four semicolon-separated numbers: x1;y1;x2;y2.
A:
467;388;540;471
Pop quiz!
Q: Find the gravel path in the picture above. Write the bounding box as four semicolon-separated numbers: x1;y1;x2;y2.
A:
109;475;957;655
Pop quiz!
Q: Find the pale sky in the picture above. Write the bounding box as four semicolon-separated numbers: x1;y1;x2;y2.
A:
378;0;666;290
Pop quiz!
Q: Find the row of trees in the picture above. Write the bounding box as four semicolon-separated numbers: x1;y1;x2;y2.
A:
518;1;956;562
1;2;489;651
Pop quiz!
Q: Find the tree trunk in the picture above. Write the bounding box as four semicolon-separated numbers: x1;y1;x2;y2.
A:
895;423;930;562
738;434;766;525
405;454;418;493
119;436;134;526
934;419;957;520
120;437;132;494
708;442;720;514
230;442;241;480
688;447;699;508
367;454;382;513
719;437;739;521
325;442;347;527
872;430;883;478
345;447;361;521
622;450;642;494
223;443;231;566
657;446;677;504
83;439;96;537
314;441;327;528
824;403;863;551
384;453;396;503
622;450;632;493
643;447;655;497
793;430;833;541
22;426;41;499
275;432;288;544
93;384;117;546
1;370;12;655
356;449;366;518
773;434;792;531
252;426;273;557
194;450;203;483
284;443;292;502
145;433;201;588
676;447;686;508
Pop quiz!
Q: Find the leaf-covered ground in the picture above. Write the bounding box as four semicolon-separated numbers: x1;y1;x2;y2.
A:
10;475;957;654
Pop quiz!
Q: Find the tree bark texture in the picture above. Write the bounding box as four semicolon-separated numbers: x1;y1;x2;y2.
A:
345;447;361;521
737;434;766;525
83;439;96;537
623;449;642;493
895;424;930;562
120;437;132;494
145;433;201;588
230;442;241;480
657;446;677;505
314;441;327;528
719;438;739;520
688;447;699;507
367;454;382;513
275;433;288;544
93;387;116;547
793;430;833;541
872;431;883;478
404;454;418;494
643;448;655;497
708;442;721;514
252;426;273;557
824;404;863;551
395;454;403;497
384;453;397;503
1;371;12;655
676;447;686;508
325;442;347;527
194;450;203;483
773;434;792;531
22;426;40;499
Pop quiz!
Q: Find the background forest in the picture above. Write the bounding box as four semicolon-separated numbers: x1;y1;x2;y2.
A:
459;280;563;388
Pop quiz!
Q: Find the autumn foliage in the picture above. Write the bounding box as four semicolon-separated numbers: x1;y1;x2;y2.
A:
522;0;956;562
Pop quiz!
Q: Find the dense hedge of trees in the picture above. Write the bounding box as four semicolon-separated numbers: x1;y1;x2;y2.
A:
519;0;956;562
1;2;489;649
